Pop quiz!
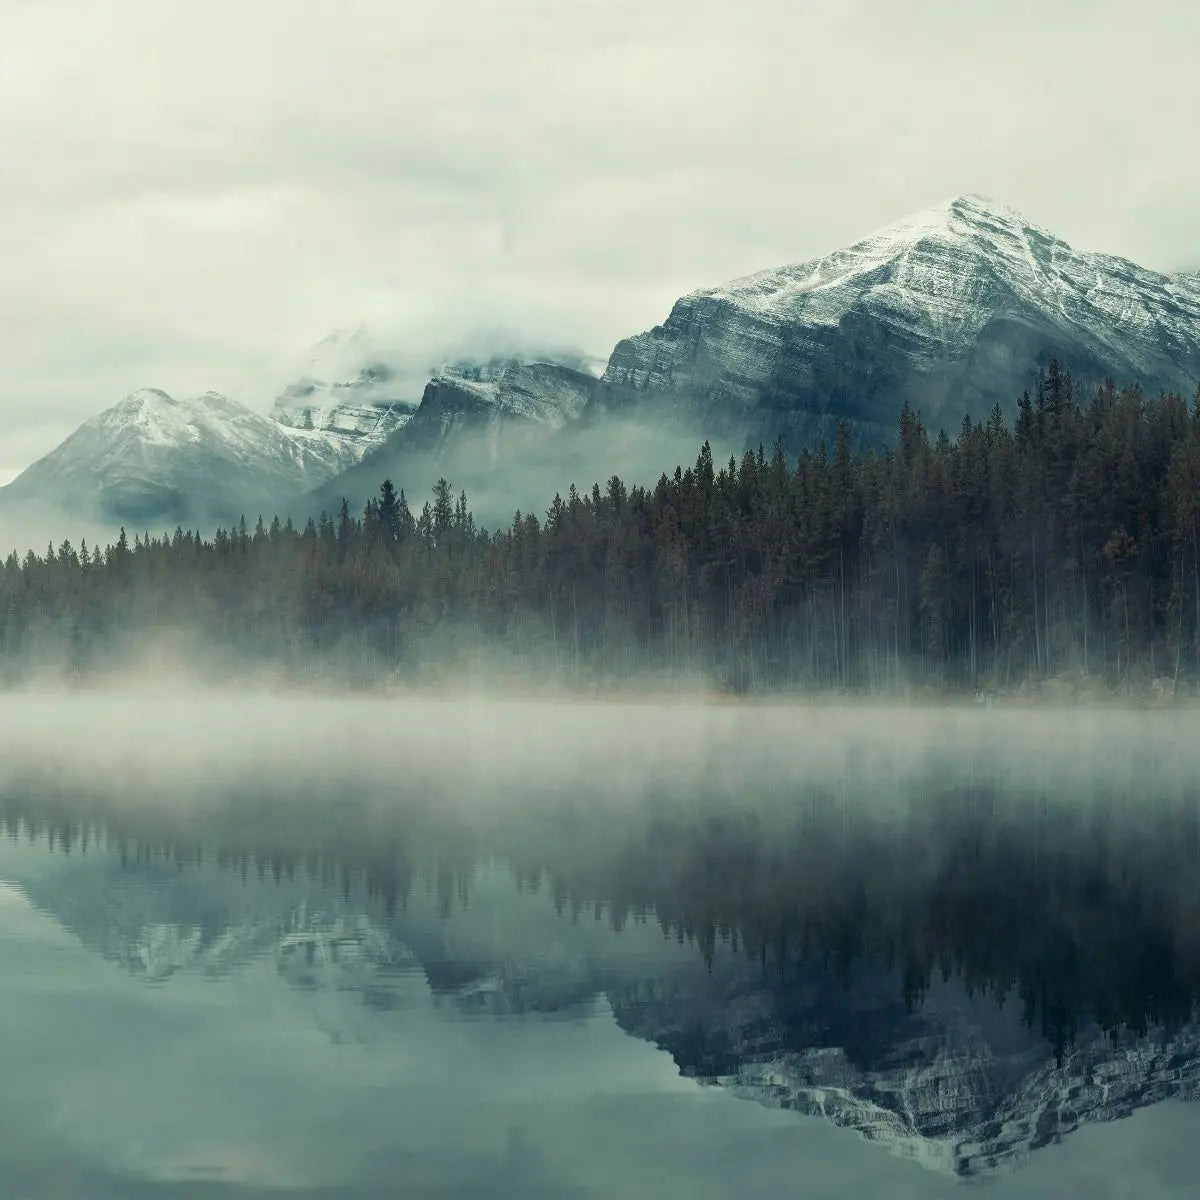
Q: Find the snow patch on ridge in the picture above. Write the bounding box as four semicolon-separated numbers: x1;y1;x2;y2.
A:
699;194;1200;342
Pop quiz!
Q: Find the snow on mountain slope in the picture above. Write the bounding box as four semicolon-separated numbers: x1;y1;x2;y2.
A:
271;335;603;464
1;388;361;527
270;363;418;458
330;356;597;480
603;193;1200;446
305;357;600;521
7;196;1197;533
267;329;421;469
426;356;597;431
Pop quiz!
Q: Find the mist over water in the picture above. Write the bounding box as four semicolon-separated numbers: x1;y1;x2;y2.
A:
0;691;1194;804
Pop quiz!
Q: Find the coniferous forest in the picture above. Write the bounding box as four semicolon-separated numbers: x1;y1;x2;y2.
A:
5;363;1200;694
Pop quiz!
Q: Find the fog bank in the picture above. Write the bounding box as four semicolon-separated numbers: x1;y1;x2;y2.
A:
0;691;1193;814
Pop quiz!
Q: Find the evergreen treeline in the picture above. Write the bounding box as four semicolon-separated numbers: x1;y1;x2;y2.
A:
5;362;1200;692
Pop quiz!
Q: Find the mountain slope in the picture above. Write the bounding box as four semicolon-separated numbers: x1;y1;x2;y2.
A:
603;193;1200;445
7;195;1199;534
0;388;361;527
270;363;419;459
305;357;601;522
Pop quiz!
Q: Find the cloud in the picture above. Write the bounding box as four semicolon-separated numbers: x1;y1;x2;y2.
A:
0;0;1197;474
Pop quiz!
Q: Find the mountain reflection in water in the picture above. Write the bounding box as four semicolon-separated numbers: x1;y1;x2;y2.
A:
1;700;1200;1196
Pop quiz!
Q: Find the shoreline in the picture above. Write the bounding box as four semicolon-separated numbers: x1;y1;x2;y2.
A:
0;669;1195;711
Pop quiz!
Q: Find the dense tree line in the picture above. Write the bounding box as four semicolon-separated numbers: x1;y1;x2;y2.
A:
4;363;1200;692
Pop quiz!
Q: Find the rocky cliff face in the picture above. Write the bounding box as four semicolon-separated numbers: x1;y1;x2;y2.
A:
393;357;597;450
602;194;1200;447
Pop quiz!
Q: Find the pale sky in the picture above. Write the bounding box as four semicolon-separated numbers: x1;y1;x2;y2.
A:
1;0;1197;479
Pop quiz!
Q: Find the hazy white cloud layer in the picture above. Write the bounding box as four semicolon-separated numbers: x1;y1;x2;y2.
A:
1;0;1197;475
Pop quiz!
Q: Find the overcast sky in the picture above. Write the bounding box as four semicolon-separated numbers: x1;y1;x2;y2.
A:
0;0;1197;482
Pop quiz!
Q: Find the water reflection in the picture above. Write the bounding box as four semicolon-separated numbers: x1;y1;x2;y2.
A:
2;705;1200;1194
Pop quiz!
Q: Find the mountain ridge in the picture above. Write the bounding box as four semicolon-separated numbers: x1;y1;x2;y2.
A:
5;194;1200;532
0;387;364;527
303;356;604;524
603;192;1200;445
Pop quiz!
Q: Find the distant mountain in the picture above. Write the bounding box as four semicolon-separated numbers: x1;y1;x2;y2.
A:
7;195;1200;535
305;356;602;523
311;195;1200;519
270;362;418;456
0;388;371;528
407;356;598;444
602;193;1200;446
0;354;422;532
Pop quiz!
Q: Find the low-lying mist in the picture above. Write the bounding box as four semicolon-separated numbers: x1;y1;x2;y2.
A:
0;495;123;564
301;410;737;533
1;689;1194;812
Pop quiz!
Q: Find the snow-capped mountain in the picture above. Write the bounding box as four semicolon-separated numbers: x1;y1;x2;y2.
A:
0;388;368;527
0;327;428;532
603;193;1200;445
6;195;1200;534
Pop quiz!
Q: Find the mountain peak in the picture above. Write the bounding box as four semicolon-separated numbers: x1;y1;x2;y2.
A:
944;191;1027;218
695;193;1059;317
118;387;175;410
891;190;1023;225
2;385;376;526
938;192;1057;238
605;194;1200;447
844;191;1052;260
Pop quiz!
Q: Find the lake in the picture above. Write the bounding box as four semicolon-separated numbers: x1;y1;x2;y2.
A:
1;694;1198;1197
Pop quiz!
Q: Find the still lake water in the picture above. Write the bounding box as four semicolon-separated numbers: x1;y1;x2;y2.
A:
2;695;1200;1197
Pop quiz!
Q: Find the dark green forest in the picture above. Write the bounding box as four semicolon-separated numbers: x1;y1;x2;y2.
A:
5;362;1200;693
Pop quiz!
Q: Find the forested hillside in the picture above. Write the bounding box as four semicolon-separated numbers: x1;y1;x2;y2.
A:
4;364;1200;694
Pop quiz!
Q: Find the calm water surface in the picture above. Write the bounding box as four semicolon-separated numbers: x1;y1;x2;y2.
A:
1;697;1199;1198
